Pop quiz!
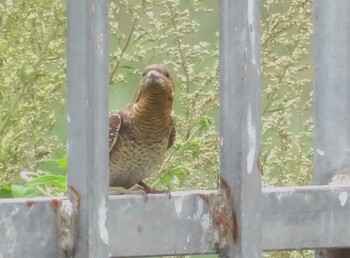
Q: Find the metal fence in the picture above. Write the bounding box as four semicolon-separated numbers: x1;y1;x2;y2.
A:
1;0;350;257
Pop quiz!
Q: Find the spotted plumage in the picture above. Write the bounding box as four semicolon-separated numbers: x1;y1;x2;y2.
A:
109;64;175;190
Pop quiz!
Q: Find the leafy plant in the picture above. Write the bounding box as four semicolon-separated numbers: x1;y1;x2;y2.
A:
261;0;313;188
0;0;66;183
0;156;67;198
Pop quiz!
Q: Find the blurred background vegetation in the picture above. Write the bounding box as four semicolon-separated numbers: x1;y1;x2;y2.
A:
0;0;313;257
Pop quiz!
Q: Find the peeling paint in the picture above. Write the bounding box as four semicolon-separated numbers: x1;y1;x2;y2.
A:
121;202;132;213
2;207;18;256
187;198;213;234
98;198;109;245
241;30;246;43
247;0;257;65
316;149;325;156
276;189;295;200
193;198;204;221
67;114;71;123
200;214;211;232
61;200;73;216
338;191;349;206
56;187;80;257
174;195;184;217
220;137;224;147
246;108;256;174
329;174;350;185
97;30;104;57
198;179;238;252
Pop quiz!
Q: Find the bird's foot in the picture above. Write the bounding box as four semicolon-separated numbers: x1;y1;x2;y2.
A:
138;181;171;199
109;187;148;200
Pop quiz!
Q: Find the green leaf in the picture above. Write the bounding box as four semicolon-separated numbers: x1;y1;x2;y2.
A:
38;156;68;171
154;166;190;190
56;157;68;171
27;174;66;191
184;139;202;150
11;185;39;198
0;184;13;198
119;65;134;70
198;116;213;131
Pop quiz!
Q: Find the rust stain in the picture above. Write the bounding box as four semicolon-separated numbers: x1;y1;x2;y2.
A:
54;186;81;257
25;200;34;208
51;199;61;212
220;178;238;243
198;191;216;205
198;178;238;253
257;149;264;175
68;185;81;210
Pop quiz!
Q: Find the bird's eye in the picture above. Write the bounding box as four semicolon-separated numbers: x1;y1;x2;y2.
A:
164;72;170;78
142;71;147;77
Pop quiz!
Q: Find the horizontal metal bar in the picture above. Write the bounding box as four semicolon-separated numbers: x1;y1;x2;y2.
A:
262;185;350;251
0;197;62;258
1;186;350;257
109;191;217;256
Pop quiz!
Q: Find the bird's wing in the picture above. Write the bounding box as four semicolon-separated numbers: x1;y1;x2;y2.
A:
167;114;176;149
109;113;122;152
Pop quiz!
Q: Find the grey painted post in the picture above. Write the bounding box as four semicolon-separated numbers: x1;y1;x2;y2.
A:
220;0;262;257
313;1;350;257
67;0;109;257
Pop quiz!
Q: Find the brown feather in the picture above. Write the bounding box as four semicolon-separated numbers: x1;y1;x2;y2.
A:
109;64;176;189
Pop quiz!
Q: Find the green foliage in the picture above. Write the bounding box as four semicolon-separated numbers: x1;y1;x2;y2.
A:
0;173;66;198
261;0;313;187
0;0;66;182
0;156;67;198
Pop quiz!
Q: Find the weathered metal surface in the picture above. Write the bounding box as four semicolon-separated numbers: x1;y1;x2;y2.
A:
1;186;350;256
313;0;350;184
0;197;61;258
66;0;109;257
108;191;217;256
313;0;350;257
262;186;350;251
55;187;80;257
219;0;262;256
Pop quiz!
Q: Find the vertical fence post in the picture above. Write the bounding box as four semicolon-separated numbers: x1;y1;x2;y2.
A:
313;1;350;257
67;0;109;257
220;0;262;257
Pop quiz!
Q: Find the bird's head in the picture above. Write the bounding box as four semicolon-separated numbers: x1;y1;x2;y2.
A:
136;64;175;103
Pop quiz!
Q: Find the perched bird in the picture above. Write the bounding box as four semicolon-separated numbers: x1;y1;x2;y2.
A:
109;64;176;193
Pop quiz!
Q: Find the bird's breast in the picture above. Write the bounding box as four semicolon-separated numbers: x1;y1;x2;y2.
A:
109;125;171;189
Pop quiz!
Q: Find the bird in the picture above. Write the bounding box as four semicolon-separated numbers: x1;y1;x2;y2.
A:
109;64;176;194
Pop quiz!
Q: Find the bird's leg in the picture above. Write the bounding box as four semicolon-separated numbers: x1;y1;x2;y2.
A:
138;181;151;193
138;181;171;199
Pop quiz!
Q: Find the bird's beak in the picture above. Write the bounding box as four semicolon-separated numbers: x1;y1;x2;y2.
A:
144;70;166;88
